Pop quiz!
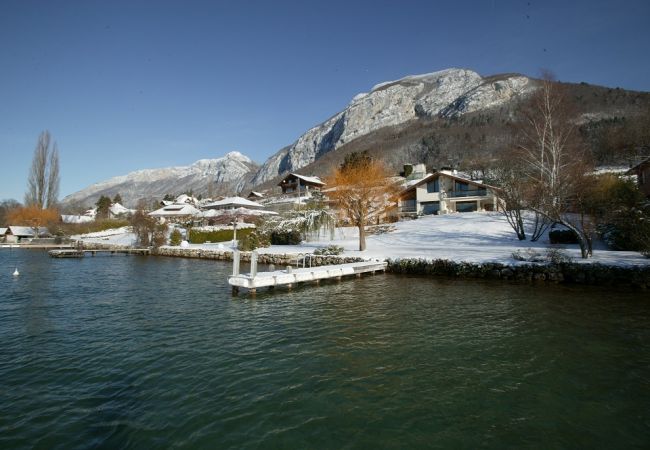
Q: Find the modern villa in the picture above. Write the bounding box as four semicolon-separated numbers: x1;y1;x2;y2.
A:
398;170;500;217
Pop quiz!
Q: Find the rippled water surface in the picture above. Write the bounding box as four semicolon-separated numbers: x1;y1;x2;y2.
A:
1;249;649;449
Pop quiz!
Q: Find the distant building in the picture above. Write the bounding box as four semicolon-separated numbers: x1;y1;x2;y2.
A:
278;173;325;195
626;156;650;198
4;226;51;243
202;196;265;211
247;191;264;200
149;204;201;222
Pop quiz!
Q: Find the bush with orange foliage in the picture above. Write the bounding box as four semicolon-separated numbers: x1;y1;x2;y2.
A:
6;206;60;228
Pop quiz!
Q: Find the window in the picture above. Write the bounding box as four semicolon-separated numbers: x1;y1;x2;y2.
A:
455;181;469;191
421;201;440;215
426;179;439;193
456;201;477;213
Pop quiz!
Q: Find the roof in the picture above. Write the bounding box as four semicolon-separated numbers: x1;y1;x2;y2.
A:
61;215;95;224
202;207;278;217
7;226;50;237
109;203;134;215
203;196;264;209
278;173;326;187
0;228;7;235
149;204;201;217
626;156;650;174
248;191;264;198
400;171;496;195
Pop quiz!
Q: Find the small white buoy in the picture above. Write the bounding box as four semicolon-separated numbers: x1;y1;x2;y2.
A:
13;268;19;277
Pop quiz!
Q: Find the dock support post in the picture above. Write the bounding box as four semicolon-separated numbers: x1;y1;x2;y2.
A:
232;250;240;276
232;286;239;295
251;251;258;278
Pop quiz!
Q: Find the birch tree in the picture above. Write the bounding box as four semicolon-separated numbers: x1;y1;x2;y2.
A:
516;74;594;258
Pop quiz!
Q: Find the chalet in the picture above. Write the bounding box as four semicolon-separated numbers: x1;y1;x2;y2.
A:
626;156;650;198
247;191;264;201
398;170;500;216
278;173;325;195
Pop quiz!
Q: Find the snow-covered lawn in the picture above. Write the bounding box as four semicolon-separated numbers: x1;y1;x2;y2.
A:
74;213;650;267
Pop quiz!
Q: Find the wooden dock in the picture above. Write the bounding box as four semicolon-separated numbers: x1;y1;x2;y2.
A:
48;248;150;258
228;250;387;294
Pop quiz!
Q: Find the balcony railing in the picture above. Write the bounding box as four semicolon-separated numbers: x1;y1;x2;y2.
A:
447;189;487;198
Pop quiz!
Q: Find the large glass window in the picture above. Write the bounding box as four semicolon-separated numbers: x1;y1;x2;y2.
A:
426;179;439;193
421;201;440;215
456;201;477;213
455;181;469;191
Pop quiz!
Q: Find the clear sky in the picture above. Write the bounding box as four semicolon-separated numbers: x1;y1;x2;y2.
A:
1;0;649;202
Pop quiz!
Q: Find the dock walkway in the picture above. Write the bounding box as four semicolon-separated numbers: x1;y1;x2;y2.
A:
228;250;387;294
48;248;150;258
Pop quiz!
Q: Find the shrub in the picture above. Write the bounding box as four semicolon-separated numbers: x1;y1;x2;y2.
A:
169;229;182;246
546;248;573;264
269;229;302;245
238;230;271;251
313;245;344;256
549;229;579;244
188;228;254;244
512;249;545;262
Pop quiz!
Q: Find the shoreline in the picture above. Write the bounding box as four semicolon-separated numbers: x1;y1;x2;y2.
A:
75;242;650;289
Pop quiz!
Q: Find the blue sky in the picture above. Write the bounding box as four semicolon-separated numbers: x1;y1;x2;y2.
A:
1;0;649;202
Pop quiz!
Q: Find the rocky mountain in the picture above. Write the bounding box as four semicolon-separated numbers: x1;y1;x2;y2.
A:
250;68;538;185
250;68;650;190
62;151;258;208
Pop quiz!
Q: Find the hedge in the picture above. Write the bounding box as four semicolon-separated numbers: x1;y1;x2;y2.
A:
188;228;254;244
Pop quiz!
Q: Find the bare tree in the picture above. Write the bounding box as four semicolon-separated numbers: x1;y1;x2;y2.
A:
25;130;60;209
516;73;594;258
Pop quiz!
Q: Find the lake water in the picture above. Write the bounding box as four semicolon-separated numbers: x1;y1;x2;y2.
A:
1;249;649;449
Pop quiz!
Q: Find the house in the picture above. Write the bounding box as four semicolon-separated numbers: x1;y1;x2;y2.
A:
149;204;201;222
398;170;500;216
626;156;650;198
4;226;51;243
247;191;264;200
0;228;6;243
278;173;325;195
202;196;265;211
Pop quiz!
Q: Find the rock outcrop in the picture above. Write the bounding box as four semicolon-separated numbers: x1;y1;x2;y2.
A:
251;68;535;185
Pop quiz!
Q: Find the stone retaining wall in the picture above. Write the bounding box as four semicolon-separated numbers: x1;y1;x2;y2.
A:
387;258;650;289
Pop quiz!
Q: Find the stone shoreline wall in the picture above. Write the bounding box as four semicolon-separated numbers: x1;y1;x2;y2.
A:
387;258;650;289
80;242;649;288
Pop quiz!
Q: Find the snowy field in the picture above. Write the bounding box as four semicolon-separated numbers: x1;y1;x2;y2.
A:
75;213;650;267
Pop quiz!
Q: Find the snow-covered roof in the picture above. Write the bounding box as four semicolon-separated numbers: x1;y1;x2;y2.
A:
0;228;7;235
149;204;201;217
61;215;95;224
203;196;264;209
7;226;50;237
201;207;277;217
279;173;326;186
248;191;264;198
109;203;134;216
175;194;199;205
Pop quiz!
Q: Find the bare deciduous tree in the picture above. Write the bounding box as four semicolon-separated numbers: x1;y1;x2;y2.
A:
516;73;594;258
25;130;60;209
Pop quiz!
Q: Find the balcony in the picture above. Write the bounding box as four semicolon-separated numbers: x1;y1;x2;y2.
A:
447;189;487;198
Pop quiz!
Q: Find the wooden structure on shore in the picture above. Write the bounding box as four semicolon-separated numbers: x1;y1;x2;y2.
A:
48;248;150;258
228;250;387;294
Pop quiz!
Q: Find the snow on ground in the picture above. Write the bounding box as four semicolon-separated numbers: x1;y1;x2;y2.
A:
73;213;650;267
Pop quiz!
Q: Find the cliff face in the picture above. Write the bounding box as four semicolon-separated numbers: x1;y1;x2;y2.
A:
62;151;259;208
251;68;535;185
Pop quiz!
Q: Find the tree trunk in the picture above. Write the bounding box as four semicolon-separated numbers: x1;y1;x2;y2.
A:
358;224;366;251
560;220;591;259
